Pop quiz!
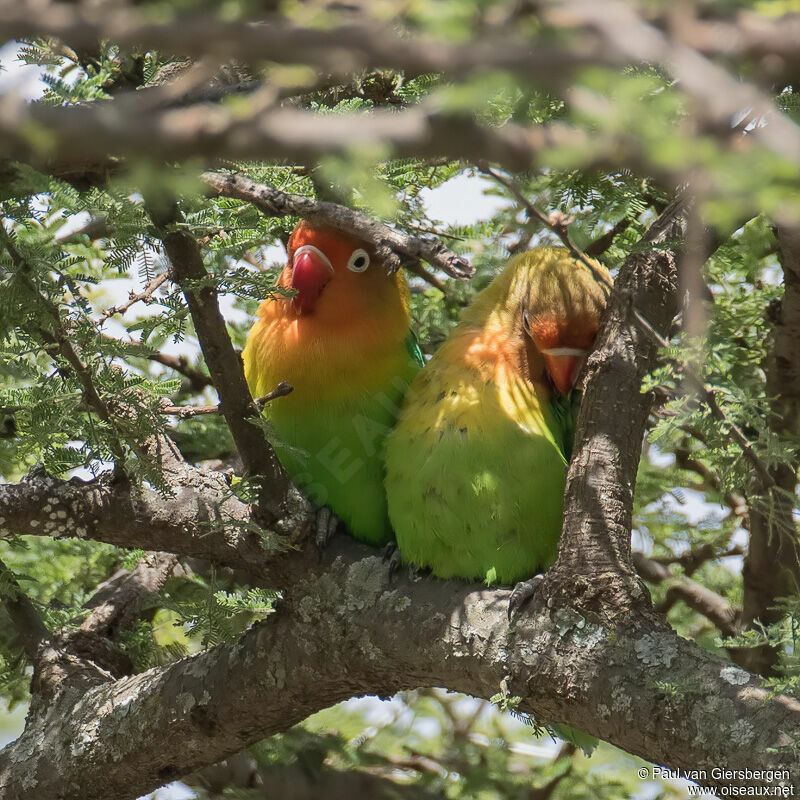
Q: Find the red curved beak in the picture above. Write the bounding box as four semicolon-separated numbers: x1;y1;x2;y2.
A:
291;246;332;315
542;349;585;394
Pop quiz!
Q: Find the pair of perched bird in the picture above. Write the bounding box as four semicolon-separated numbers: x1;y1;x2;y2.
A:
243;222;608;586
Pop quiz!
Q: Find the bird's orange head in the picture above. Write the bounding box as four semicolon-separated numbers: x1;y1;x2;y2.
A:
243;221;411;402
518;249;609;394
277;221;403;319
460;247;609;395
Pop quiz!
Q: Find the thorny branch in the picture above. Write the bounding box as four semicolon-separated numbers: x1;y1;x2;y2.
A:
95;272;170;327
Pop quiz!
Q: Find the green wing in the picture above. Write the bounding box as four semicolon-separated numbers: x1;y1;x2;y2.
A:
548;390;582;462
405;330;426;368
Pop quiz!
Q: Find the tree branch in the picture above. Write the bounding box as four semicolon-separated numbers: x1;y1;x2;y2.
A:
545;195;692;612
736;224;800;675
0;467;310;578
0;8;614;82
5;4;800;91
79;552;179;639
632;552;740;637
202;171;473;279
1;536;799;800
548;1;800;167
187;751;445;800
159;381;293;418
147;352;213;391
584;216;634;257
149;203;289;519
94;272;169;327
0;94;608;180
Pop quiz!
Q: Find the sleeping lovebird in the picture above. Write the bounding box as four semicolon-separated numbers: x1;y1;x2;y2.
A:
243;221;424;546
383;247;609;584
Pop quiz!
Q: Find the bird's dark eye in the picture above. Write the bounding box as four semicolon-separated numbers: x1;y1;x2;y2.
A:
347;249;370;272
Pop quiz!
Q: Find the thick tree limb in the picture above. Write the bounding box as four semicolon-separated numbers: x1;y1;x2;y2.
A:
1;536;799;800
0;467;310;577
202;171;473;279
546;195;692;612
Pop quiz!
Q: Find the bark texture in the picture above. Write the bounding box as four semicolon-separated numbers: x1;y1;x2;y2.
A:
548;196;691;614
1;538;799;800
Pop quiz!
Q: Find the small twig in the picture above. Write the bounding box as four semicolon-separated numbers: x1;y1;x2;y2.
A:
684;373;776;489
585;216;633;257
252;381;294;412
410;262;450;294
674;444;748;520
95;332;213;391
160;381;293;418
477;163;615;297
147;352;213;391
95;272;169;327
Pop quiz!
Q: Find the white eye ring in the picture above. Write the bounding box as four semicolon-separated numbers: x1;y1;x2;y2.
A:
346;248;370;272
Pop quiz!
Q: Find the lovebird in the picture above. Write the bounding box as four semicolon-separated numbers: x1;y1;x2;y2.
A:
243;221;424;546
384;247;609;584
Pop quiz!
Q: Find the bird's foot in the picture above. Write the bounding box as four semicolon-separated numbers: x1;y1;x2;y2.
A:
381;545;429;582
314;506;339;549
381;542;403;576
508;574;545;621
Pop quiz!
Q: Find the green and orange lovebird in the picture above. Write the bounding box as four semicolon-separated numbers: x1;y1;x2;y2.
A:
384;247;609;584
243;221;424;546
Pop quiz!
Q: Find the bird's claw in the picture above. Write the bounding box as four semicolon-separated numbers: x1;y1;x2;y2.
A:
381;542;403;576
314;507;339;549
508;574;545;621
